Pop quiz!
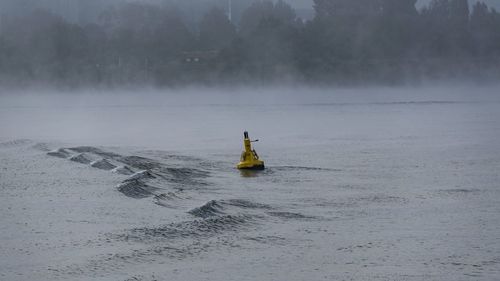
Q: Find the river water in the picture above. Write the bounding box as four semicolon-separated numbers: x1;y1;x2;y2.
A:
1;86;499;280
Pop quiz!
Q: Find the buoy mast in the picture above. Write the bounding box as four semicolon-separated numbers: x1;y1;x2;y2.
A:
237;131;265;170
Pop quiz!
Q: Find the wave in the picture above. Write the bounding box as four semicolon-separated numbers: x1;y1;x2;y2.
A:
116;214;250;243
111;165;135;175
0;139;32;148
272;165;341;172
224;199;272;209
266;211;316;220
47;145;213;207
303;100;472;107
69;153;93;164
90;159;116;170
436;188;481;197
118;156;162;170
47;148;71;158
125;170;156;181
69;146;121;159
116;180;159;199
154;192;184;207
32;142;51;152
187;198;273;218
188;200;225;218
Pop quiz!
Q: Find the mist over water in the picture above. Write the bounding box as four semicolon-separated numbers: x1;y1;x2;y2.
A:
1;85;499;151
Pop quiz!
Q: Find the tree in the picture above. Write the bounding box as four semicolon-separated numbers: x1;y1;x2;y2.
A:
230;0;300;80
450;0;470;27
239;0;275;37
273;0;297;24
420;0;472;56
238;0;297;36
199;7;236;50
470;2;500;56
372;0;419;58
243;16;299;79
450;0;472;53
102;3;195;84
313;0;381;20
420;0;454;57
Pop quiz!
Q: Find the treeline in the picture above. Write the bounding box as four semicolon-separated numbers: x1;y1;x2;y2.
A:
0;0;499;87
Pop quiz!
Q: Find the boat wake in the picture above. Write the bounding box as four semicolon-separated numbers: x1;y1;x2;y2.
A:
42;143;325;279
46;146;212;202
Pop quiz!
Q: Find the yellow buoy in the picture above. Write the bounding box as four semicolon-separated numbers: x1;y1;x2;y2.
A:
237;131;265;170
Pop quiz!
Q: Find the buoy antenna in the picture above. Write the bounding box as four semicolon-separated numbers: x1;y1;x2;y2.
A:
237;131;265;170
